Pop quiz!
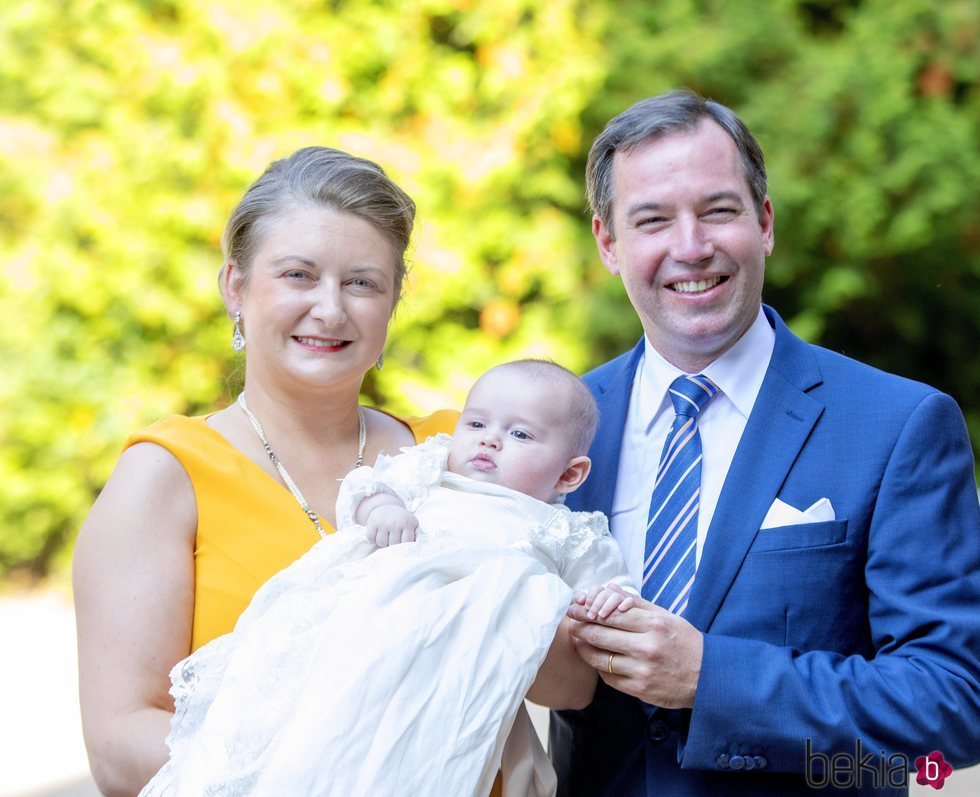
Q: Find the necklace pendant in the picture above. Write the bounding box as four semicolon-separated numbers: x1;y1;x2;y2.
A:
237;391;365;540
308;510;327;539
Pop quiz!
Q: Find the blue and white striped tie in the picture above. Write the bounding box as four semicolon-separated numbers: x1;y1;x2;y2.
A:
642;374;718;615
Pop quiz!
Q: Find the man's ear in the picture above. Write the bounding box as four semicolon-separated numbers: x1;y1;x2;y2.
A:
760;196;775;257
593;215;620;276
555;456;592;495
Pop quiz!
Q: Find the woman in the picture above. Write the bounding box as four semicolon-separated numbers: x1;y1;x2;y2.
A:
73;147;593;797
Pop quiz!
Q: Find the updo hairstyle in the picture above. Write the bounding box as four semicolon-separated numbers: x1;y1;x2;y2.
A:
220;146;416;303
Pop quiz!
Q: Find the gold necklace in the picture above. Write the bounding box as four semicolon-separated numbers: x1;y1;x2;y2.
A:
237;392;366;539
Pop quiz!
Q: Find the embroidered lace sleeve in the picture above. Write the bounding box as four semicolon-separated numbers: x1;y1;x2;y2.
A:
335;434;451;527
530;507;635;593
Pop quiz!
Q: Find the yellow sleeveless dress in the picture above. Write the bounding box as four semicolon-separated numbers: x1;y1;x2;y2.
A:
124;410;459;652
125;409;508;797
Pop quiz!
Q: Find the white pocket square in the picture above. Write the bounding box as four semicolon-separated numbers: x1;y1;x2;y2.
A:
760;497;835;530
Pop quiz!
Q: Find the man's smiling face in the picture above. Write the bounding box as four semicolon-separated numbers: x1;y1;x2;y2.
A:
593;119;774;373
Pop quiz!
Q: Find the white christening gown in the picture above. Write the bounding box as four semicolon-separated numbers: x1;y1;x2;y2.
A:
141;435;630;797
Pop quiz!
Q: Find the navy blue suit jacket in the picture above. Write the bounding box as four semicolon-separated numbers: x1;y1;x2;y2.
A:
551;306;980;796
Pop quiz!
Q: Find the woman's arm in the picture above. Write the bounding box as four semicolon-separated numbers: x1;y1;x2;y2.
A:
73;442;197;796
525;617;597;710
526;511;630;710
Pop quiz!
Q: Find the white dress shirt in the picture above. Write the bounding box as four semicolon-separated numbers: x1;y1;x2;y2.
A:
609;308;775;588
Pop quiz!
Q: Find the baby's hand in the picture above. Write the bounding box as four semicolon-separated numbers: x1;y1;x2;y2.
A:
365;505;420;547
578;583;637;620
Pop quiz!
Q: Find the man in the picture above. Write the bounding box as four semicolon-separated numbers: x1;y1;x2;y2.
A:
550;90;980;796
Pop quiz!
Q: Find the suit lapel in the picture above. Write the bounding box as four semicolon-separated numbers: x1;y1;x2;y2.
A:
571;341;644;518
685;308;825;632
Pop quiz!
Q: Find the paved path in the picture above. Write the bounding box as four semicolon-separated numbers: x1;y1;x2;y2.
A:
0;589;99;797
1;589;975;796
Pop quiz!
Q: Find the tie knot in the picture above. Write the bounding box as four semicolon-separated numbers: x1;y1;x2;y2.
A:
668;374;718;418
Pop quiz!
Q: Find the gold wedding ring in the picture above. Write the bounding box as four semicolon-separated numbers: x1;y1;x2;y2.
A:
607;652;615;675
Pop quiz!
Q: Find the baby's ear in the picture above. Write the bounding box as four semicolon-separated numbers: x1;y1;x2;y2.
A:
555;456;592;495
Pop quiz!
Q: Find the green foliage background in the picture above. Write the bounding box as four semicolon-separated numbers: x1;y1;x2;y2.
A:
1;0;978;577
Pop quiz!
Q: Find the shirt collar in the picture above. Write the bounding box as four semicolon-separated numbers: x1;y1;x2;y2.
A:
636;307;775;426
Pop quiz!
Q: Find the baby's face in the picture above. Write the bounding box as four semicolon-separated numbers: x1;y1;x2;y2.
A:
447;370;576;503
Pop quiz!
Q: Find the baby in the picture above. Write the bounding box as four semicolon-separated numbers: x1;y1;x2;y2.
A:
141;360;634;797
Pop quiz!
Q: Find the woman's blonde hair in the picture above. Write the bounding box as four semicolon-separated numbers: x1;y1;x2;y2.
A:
220;146;416;302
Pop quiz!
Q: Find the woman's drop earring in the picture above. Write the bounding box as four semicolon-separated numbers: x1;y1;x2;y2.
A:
375;353;384;371
231;311;246;353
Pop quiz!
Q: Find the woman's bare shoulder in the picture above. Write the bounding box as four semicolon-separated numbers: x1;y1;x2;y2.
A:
363;406;417;454
81;441;197;548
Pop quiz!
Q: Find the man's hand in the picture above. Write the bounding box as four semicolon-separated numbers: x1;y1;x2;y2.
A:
365;504;420;547
566;594;703;709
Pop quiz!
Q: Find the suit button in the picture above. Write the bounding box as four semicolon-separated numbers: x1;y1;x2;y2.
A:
753;755;768;770
647;719;669;742
742;756;756;771
729;755;746;770
716;753;730;769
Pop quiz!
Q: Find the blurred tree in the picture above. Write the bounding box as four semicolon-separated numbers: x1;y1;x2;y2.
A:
0;0;976;577
0;0;609;576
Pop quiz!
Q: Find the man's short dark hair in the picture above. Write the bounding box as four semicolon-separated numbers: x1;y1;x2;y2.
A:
587;89;768;234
